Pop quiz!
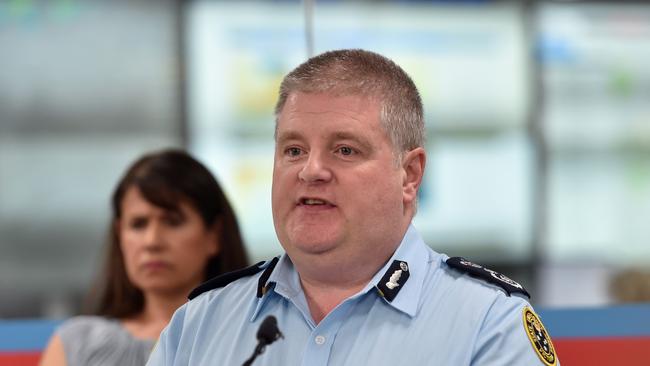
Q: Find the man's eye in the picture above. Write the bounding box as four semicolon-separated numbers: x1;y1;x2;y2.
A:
337;146;355;156
285;147;302;157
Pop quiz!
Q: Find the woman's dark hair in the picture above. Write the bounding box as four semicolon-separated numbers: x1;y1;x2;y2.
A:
86;149;249;318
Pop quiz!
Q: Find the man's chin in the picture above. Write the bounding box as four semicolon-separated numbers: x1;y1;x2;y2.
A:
285;234;342;256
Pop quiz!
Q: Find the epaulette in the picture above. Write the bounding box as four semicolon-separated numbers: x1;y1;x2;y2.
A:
445;257;530;298
188;257;280;300
375;260;411;302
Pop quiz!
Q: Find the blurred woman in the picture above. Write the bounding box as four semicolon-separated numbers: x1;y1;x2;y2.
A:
40;149;249;366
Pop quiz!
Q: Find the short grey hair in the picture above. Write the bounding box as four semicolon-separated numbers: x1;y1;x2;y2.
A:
274;49;424;158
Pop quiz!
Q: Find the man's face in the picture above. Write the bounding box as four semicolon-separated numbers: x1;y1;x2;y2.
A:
272;92;410;270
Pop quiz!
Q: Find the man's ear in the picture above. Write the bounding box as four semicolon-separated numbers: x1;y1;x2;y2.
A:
402;147;426;205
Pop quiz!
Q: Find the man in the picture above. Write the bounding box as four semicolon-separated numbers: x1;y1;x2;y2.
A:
147;49;558;365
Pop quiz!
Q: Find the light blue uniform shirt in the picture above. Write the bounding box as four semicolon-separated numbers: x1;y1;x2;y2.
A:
147;225;558;365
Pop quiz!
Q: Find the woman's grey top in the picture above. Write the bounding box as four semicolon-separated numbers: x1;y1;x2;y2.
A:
57;316;156;366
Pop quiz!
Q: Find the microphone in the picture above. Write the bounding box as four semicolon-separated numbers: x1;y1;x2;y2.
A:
257;315;283;345
242;315;284;366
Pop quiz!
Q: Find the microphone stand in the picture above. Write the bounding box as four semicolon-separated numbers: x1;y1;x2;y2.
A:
242;342;268;366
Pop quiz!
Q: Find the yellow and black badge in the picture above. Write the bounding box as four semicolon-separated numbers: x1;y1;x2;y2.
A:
523;306;557;366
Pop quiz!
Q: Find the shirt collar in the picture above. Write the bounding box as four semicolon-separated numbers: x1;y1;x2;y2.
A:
250;224;435;320
366;224;433;317
250;254;301;321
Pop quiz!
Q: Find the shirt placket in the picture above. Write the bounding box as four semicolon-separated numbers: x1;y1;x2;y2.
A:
300;299;356;366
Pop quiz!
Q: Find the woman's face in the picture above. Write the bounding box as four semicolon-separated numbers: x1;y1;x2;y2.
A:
118;186;219;297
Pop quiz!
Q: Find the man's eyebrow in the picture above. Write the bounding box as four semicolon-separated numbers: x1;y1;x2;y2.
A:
332;131;372;149
276;130;303;145
276;130;374;150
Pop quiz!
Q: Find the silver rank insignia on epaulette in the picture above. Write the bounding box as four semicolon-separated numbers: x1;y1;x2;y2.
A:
386;270;402;289
376;260;410;302
445;257;530;298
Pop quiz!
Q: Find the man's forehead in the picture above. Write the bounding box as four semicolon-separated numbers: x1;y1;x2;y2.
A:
279;93;379;124
274;92;384;141
284;91;379;110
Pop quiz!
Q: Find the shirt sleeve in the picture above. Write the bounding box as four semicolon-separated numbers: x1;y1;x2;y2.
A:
470;293;560;366
146;305;188;366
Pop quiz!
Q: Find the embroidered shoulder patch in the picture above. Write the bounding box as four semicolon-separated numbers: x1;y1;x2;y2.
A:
523;306;557;366
188;257;279;300
445;257;530;298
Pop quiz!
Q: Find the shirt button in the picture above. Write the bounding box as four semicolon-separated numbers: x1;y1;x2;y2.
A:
314;335;326;345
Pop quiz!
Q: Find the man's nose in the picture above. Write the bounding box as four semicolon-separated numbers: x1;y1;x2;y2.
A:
298;151;332;183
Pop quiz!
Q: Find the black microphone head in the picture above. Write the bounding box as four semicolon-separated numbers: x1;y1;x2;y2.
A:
257;315;283;345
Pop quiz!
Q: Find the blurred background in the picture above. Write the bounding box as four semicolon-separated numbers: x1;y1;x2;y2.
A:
1;0;650;319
